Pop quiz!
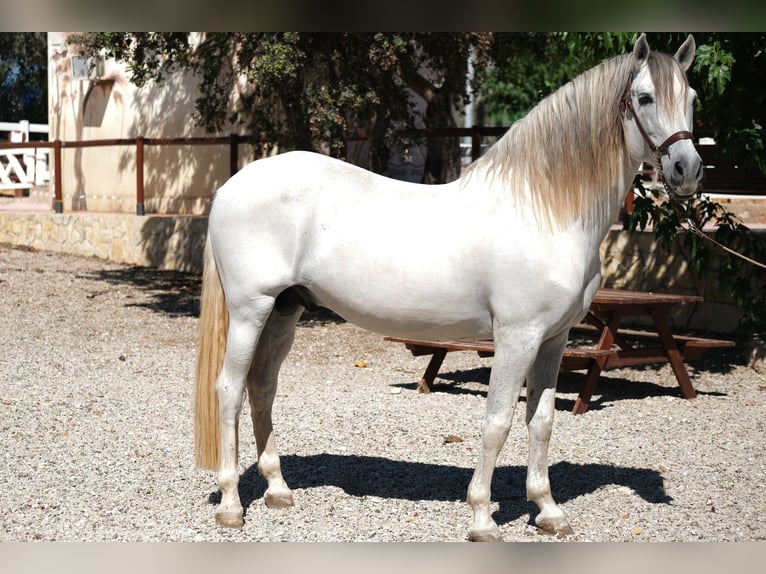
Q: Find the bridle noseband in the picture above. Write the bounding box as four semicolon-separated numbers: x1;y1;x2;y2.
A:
620;70;694;193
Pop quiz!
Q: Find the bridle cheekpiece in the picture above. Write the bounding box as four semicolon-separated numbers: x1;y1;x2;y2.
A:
620;70;694;194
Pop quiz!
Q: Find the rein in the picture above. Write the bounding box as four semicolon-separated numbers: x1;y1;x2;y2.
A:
622;71;766;271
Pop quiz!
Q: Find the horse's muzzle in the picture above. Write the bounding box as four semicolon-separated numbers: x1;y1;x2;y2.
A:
663;144;703;199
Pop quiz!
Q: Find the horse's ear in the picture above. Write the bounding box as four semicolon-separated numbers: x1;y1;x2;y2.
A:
674;34;696;72
632;33;650;70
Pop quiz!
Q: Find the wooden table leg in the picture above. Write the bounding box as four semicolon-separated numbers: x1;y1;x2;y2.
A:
572;361;604;415
418;348;448;393
582;312;632;350
650;309;697;399
572;311;623;414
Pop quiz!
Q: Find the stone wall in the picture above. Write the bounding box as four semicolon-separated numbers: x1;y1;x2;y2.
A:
0;212;207;273
599;228;747;333
1;211;762;334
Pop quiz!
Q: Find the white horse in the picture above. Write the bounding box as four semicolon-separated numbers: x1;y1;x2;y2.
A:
194;34;701;541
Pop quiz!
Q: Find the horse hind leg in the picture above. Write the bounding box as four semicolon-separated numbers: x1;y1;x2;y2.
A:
214;299;276;529
525;332;574;537
246;300;303;510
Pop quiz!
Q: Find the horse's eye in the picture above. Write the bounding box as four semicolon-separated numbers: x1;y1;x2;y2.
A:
637;93;654;106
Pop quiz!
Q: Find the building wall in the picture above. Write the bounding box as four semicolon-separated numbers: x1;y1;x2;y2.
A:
47;33;240;215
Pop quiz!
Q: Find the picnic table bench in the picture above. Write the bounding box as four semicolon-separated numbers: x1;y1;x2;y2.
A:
385;288;735;414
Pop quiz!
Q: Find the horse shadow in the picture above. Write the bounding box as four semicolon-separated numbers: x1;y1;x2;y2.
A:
79;267;202;317
208;454;671;528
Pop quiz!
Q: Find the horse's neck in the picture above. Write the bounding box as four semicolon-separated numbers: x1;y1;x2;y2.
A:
582;155;636;247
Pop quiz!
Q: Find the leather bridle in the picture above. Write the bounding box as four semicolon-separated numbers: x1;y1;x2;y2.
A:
620;70;694;193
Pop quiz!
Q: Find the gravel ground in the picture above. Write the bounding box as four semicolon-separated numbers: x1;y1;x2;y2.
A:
1;244;765;543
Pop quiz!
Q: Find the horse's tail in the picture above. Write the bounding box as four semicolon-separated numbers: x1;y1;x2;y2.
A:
194;235;229;470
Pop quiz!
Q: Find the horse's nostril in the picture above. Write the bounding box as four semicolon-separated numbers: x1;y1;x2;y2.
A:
674;161;684;176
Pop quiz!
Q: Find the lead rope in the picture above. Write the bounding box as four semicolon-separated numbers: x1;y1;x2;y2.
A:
668;199;766;271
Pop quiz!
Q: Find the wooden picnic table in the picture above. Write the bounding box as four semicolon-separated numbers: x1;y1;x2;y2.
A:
385;288;734;415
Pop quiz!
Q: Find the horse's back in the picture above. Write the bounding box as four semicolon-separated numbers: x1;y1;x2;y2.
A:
215;151;411;204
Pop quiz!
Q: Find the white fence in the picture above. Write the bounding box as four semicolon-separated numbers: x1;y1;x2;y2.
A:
0;120;51;192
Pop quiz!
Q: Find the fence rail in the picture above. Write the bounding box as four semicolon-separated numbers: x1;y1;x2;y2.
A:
1;120;52;192
0;120;49;138
0;146;50;192
0;134;269;215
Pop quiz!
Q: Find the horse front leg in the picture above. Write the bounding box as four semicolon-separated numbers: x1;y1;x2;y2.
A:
247;307;302;509
525;331;574;536
467;332;537;542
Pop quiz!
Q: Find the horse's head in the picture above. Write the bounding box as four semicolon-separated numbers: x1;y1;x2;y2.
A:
622;33;702;199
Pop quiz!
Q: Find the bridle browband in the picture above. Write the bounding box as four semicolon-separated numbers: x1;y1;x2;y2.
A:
620;69;694;194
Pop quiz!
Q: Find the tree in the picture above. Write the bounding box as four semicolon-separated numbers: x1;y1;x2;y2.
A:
630;33;766;334
0;33;48;125
69;32;492;177
481;32;765;173
474;33;588;125
620;33;763;173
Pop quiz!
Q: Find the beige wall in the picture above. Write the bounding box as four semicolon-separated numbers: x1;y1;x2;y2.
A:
47;33;243;215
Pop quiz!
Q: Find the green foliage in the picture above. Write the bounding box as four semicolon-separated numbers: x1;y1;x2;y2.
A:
475;33;583;125
688;34;766;174
68;32;194;86
480;33;766;179
476;33;643;125
694;40;735;96
69;32;490;172
0;33;48;123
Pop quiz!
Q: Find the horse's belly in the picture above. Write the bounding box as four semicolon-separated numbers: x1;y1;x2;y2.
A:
304;281;494;341
340;308;494;342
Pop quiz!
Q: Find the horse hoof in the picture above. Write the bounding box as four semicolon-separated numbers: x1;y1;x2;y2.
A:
264;490;294;509
215;511;244;529
536;516;574;537
468;528;503;542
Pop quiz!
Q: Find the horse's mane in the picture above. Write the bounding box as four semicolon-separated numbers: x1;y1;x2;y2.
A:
463;51;688;229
